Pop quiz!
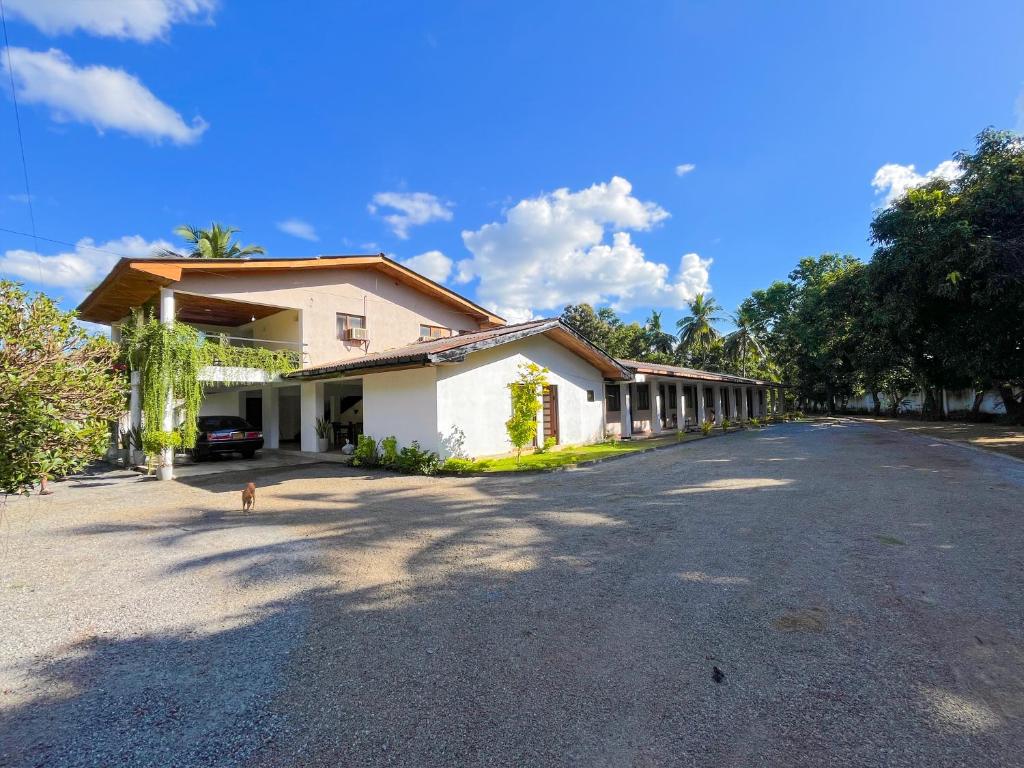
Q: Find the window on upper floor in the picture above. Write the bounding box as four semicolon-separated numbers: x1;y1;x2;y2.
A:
419;324;450;340
337;313;367;341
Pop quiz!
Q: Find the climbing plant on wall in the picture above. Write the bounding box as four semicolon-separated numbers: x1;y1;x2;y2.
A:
120;310;298;454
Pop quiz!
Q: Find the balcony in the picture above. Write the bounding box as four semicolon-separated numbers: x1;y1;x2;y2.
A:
197;333;309;384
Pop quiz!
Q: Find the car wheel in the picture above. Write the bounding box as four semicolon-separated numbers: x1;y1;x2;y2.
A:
242;449;256;459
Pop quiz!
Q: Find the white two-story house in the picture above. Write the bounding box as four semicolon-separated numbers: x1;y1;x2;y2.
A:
78;255;784;476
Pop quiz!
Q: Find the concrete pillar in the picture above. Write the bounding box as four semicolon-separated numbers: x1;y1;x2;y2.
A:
714;386;724;426
158;288;175;478
649;380;662;433
740;387;749;421
619;382;632;439
299;381;324;452
697;384;707;425
262;385;280;449
129;371;142;464
677;384;686;431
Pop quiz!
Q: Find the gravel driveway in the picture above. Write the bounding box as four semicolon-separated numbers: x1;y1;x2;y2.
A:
2;420;1023;767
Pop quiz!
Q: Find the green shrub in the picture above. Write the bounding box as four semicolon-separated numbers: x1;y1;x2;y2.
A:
441;457;478;474
749;417;761;428
396;441;440;475
379;435;399;467
701;420;714;436
537;436;557;453
352;434;379;466
721;418;732;432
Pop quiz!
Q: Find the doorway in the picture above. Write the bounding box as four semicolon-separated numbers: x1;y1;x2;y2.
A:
542;384;560;445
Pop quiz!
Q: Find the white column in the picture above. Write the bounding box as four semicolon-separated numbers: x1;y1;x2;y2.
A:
129;370;142;464
619;382;632;438
740;387;749;421
299;381;324;452
697;384;707;425
159;288;175;478
262;385;280;449
714;386;724;426
649;380;662;434
677;384;686;430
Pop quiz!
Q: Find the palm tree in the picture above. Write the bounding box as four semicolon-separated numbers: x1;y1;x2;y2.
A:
644;310;677;357
723;306;765;377
162;223;265;259
676;293;723;368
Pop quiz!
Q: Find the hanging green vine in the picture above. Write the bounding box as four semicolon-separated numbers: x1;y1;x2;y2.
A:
120;310;299;452
121;310;204;451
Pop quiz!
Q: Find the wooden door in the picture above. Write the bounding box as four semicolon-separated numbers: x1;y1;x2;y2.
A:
542;384;560;445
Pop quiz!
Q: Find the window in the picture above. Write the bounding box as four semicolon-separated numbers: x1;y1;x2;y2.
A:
419;324;450;340
586;389;595;402
636;385;650;411
337;313;366;339
605;384;621;412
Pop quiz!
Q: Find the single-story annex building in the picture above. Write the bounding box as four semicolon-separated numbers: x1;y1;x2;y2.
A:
77;255;784;476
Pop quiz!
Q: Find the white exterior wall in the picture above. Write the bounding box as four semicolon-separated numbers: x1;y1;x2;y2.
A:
362;366;439;450
198;390;241;417
174;268;484;366
844;387;1016;415
435;335;607;459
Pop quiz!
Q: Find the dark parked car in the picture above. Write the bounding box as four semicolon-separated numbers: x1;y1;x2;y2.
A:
192;416;264;460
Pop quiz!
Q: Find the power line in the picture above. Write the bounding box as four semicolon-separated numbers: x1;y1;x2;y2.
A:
0;226;138;258
0;0;42;283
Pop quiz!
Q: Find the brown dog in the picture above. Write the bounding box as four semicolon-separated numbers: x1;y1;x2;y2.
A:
241;482;256;513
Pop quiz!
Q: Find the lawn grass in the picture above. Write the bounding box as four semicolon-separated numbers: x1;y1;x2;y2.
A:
461;434;697;473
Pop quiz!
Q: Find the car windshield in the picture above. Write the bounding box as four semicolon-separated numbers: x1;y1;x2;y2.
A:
198;416;253;431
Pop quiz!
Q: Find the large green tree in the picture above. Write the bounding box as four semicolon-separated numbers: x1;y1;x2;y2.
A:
163;223;265;259
870;129;1024;420
0;282;123;495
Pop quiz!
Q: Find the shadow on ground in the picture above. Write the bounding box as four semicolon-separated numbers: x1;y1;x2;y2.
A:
4;421;1022;767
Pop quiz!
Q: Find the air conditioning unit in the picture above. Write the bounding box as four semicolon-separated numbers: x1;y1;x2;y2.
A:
344;327;369;341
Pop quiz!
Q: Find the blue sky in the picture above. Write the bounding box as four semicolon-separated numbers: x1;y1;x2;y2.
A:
2;1;1023;326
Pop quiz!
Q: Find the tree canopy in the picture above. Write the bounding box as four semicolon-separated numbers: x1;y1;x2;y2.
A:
162;223;265;259
0;282;124;495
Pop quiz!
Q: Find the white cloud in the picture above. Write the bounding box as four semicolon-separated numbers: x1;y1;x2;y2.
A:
276;218;318;242
3;47;208;144
400;250;453;284
368;191;453;239
0;235;172;295
675;163;696;176
456;176;709;322
871;159;963;205
4;0;216;43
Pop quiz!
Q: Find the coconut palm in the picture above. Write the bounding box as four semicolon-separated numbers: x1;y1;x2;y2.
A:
676;293;723;367
723;306;765;377
644;310;677;357
161;223;265;259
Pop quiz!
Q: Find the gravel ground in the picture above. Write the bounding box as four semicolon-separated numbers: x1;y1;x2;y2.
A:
2;419;1023;767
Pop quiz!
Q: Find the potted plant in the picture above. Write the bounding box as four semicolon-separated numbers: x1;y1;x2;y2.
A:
315;417;332;453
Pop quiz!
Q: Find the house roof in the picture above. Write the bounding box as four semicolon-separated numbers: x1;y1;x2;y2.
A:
617;359;783;387
286;318;633;380
76;254;506;327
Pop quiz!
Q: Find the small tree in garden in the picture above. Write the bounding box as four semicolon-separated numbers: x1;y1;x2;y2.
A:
506;363;549;463
0;281;123;496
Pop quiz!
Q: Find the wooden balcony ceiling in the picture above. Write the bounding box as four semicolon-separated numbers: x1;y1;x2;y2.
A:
174;293;284;326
